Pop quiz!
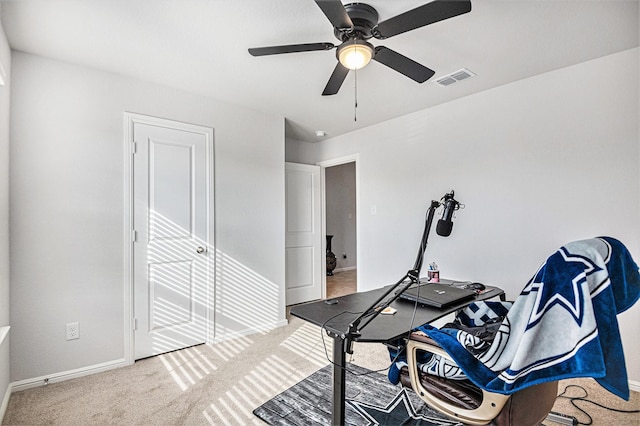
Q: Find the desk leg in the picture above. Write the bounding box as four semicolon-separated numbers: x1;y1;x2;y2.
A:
331;335;346;425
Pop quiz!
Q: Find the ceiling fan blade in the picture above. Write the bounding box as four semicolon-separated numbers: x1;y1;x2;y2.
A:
248;42;334;56
373;46;435;83
322;62;349;96
314;0;353;30
374;0;471;39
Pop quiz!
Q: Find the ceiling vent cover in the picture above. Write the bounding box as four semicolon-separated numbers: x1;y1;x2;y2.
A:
435;68;475;86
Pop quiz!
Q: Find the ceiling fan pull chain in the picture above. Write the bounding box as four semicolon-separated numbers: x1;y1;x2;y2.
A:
354;67;358;122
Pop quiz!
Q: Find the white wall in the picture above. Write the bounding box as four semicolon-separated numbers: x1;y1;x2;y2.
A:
288;48;640;383
0;3;11;417
326;163;357;270
9;52;286;382
285;137;318;165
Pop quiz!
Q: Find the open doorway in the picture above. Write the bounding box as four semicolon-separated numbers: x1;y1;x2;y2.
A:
323;161;357;298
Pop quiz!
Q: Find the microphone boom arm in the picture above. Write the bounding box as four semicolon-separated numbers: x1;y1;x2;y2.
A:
413;199;442;273
341;198;442;352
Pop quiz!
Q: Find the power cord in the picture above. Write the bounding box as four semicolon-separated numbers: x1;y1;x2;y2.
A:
318;285;423;377
555;384;640;425
319;309;392;376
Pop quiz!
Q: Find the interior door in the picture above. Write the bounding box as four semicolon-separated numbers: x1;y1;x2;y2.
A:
285;162;322;305
132;117;212;360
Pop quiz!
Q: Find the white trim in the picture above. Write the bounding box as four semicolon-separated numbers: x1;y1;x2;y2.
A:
629;379;640;393
0;61;6;86
0;382;11;424
123;112;215;362
0;327;8;346
317;154;360;292
10;358;128;393
206;124;216;344
319;166;327;299
317;154;359;169
123;114;134;366
0;327;9;423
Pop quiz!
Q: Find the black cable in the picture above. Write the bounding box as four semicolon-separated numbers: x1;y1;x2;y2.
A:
386;284;422;369
319;310;389;376
318;280;425;378
318;200;441;376
556;384;640;425
318;307;415;377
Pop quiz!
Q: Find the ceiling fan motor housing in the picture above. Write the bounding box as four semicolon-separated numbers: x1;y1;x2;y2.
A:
334;3;379;41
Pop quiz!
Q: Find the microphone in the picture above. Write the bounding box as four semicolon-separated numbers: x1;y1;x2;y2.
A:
436;191;459;237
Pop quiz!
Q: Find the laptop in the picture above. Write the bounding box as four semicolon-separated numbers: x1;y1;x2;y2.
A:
399;281;477;308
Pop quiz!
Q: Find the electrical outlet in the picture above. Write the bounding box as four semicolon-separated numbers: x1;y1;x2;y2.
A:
66;322;79;340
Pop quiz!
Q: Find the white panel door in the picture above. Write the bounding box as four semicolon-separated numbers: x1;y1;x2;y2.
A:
133;118;212;360
285;162;322;305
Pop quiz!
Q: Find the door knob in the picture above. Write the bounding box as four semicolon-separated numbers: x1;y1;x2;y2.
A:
196;246;206;254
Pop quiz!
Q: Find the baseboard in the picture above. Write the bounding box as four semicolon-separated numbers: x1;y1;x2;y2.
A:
0;326;10;424
10;358;129;393
212;319;289;344
0;381;11;424
333;266;357;273
629;379;640;393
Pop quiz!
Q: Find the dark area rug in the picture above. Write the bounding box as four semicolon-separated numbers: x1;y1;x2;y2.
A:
253;364;462;425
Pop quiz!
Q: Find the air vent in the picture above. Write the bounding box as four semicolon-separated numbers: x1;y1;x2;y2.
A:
435;68;475;87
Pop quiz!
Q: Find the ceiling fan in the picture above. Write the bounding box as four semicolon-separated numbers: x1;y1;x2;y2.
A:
248;0;472;96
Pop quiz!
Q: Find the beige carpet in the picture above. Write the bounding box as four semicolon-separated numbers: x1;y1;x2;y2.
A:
2;317;389;425
548;377;640;426
3;286;639;425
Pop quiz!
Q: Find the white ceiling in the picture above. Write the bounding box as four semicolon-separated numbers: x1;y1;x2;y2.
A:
2;0;638;142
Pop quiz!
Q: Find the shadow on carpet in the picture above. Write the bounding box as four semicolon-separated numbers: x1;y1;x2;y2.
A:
253;364;462;425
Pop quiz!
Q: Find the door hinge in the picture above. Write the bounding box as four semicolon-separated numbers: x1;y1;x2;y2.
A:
133;318;138;331
131;141;137;154
132;230;137;242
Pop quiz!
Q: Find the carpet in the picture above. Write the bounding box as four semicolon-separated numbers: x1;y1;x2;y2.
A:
253;363;463;425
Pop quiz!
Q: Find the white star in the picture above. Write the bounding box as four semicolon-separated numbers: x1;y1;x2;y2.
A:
347;388;461;425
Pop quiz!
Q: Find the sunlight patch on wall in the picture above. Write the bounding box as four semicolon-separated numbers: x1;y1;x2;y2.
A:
215;248;281;335
142;210;284;358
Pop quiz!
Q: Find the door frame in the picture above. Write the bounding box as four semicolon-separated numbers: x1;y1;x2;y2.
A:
123;112;215;365
317;154;360;295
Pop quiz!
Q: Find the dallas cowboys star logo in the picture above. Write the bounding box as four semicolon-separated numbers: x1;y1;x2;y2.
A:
347;388;462;426
527;245;605;329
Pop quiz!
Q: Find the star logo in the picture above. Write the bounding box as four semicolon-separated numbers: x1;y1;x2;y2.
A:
528;246;604;328
347;388;462;426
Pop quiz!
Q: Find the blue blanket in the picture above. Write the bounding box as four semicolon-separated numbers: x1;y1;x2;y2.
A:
388;237;640;400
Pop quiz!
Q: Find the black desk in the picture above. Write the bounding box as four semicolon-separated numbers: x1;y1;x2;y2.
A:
290;280;505;425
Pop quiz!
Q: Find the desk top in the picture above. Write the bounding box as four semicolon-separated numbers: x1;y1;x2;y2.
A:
290;281;504;344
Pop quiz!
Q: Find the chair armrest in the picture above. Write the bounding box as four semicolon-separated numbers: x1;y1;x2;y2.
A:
406;335;510;426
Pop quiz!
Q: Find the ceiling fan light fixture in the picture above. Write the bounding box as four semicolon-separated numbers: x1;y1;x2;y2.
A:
337;40;374;70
